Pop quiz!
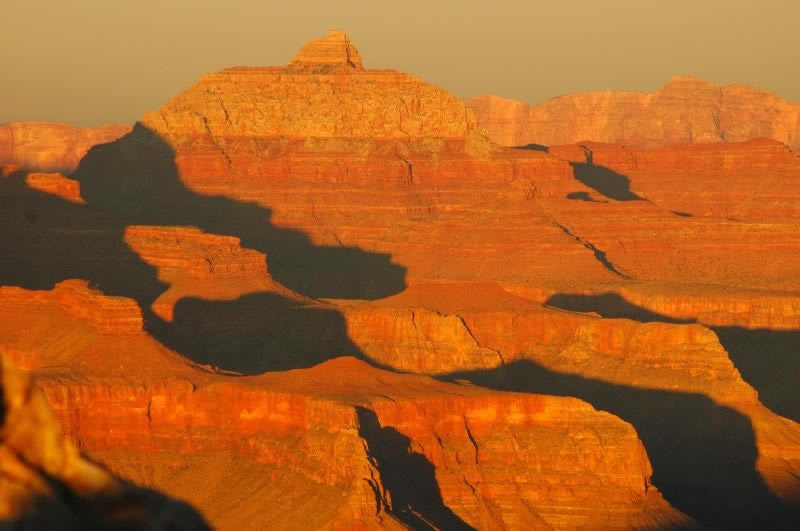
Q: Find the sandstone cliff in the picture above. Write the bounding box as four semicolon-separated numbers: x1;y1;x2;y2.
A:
0;284;691;529
0;121;130;173
467;76;800;150
0;355;210;529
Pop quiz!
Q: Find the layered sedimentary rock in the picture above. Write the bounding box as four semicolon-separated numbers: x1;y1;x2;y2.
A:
0;285;689;529
2;28;800;530
467;76;800;149
23;172;84;203
0;355;209;529
549;138;800;222
45;363;684;530
339;283;800;528
289;29;363;71
0;121;130;173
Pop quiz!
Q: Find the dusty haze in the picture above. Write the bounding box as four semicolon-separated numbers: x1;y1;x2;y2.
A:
2;0;799;126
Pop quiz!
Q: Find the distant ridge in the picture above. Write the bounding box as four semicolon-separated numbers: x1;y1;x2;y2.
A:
0;121;130;173
466;76;800;150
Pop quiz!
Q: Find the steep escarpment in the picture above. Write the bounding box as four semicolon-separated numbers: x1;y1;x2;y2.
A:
339;283;800;528
519;139;800;292
0;121;130;173
467;76;800;150
41;359;685;530
0;283;689;529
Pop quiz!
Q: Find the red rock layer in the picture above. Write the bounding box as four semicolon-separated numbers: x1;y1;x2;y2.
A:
289;29;364;72
123;225;287;321
0;280;143;335
549;139;800;222
24;172;84;203
0;121;130;173
338;283;800;527
0;355;209;529
40;366;684;530
467;76;800;150
0;285;688;529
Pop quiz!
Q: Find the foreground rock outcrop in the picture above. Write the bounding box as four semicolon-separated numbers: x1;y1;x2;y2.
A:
0;355;209;529
467;76;800;149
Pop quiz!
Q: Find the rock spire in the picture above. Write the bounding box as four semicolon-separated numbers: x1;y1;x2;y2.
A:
289;29;363;72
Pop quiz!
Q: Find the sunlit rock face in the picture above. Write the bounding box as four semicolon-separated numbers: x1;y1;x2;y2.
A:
1;28;800;530
467;76;800;150
0;121;130;173
0;281;687;529
289;29;364;72
0;355;210;530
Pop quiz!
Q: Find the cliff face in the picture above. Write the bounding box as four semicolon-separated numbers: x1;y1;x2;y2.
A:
340;283;800;528
0;284;689;530
0;122;130;173
43;363;682;530
2;28;800;530
0;355;210;529
467;76;800;150
145;30;481;142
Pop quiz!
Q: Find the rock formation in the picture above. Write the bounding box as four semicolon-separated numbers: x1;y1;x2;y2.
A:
0;122;130;173
0;355;210;529
289;29;364;72
467;76;800;150
0;284;691;529
1;29;799;529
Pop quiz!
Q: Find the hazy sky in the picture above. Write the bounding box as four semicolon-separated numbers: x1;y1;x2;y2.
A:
2;0;799;126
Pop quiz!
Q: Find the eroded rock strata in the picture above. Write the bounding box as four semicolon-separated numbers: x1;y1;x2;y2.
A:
0;355;209;529
0;284;688;529
467;77;800;149
1;29;799;529
0;121;130;173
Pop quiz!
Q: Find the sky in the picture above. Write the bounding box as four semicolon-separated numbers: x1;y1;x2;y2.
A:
2;0;799;126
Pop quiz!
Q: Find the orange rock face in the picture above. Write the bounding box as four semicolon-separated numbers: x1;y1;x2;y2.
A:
0;355;210;529
0;284;689;529
0;121;130;173
1;29;800;530
467;76;800;149
290;29;364;71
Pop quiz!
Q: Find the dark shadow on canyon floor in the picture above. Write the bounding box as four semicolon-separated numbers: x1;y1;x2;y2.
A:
164;294;358;373
571;145;642;201
566;191;606;202
0;169;168;309
445;360;799;529
0;124;408;374
545;292;800;424
356;407;474;531
512;143;549;152
545;292;690;324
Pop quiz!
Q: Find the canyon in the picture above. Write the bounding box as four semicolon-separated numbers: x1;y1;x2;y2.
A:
1;29;799;529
